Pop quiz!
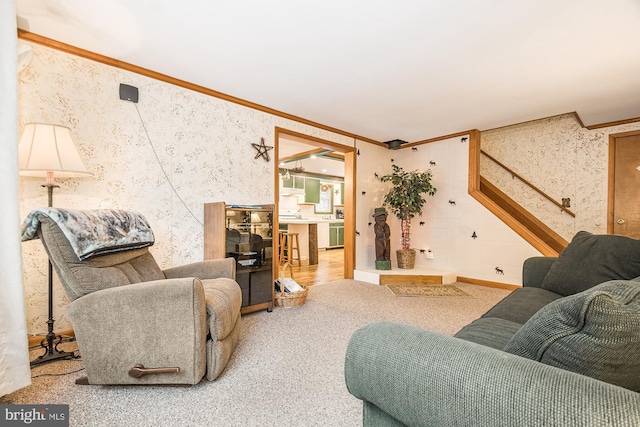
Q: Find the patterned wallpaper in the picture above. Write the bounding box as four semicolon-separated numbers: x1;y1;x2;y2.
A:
481;114;640;241
18;43;354;334
18;42;640;336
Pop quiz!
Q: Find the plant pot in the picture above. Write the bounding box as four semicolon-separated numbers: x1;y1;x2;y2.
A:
396;248;416;269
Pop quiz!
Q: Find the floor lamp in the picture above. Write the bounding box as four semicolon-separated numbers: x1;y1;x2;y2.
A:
18;123;93;366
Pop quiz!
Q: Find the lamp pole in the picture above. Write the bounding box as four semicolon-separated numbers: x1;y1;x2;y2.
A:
19;123;92;366
31;177;78;366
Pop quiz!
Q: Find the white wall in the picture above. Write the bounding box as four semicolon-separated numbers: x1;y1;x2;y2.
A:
356;136;541;285
354;140;392;269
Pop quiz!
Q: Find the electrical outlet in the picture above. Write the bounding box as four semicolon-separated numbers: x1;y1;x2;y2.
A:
425;250;434;259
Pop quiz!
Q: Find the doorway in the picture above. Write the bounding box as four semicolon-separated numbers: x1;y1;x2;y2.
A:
608;131;640;237
274;127;356;283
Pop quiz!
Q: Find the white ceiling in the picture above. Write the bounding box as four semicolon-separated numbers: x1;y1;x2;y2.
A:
15;0;640;143
278;138;345;177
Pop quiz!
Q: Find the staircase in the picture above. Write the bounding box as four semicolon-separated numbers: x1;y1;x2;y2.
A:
468;131;569;256
479;177;568;255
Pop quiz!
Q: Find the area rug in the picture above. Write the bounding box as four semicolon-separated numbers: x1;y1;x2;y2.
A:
387;284;471;297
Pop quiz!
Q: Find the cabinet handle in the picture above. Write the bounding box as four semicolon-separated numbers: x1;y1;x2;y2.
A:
617;219;625;225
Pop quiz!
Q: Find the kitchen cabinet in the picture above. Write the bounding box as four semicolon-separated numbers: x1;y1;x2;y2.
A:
304;178;320;204
329;222;344;248
282;175;305;189
204;202;274;314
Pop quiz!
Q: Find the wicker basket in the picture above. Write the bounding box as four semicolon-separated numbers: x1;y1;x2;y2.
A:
396;248;416;269
274;262;308;308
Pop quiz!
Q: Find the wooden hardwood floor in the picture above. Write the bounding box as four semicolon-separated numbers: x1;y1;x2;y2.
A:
281;248;344;286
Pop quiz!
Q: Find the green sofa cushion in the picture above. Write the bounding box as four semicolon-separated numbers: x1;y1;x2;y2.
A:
480;287;563;324
541;231;640;296
454;317;522;350
504;280;640;392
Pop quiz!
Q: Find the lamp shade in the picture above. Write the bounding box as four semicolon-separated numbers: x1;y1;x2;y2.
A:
19;123;92;179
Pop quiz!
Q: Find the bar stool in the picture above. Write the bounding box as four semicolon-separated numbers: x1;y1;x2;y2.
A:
279;231;301;266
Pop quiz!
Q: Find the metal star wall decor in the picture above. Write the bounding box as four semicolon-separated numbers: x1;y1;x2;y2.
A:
252;137;273;162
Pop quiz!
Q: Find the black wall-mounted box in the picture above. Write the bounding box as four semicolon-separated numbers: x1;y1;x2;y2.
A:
119;83;139;103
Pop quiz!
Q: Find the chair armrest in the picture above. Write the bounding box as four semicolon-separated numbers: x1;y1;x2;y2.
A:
163;257;236;280
345;322;640;427
67;278;208;385
522;256;556;288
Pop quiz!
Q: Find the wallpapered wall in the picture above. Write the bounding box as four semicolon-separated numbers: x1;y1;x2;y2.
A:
18;43;356;334
19;42;637;336
481;114;640;242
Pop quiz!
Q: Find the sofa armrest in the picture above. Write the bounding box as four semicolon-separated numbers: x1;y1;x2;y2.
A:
345;322;640;427
522;256;556;288
67;278;207;385
163;257;236;280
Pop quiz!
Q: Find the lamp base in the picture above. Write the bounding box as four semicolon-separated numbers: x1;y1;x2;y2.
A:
30;332;79;366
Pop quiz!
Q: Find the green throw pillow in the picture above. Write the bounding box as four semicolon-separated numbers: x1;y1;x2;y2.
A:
541;231;640;296
504;280;640;392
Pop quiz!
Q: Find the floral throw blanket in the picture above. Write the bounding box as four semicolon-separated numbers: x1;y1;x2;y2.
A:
22;208;155;260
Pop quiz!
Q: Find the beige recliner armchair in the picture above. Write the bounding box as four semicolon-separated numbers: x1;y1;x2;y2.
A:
22;208;242;385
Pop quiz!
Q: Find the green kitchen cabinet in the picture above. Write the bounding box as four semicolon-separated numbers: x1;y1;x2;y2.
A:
329;222;344;247
329;227;338;247
304;178;320;204
283;175;305;189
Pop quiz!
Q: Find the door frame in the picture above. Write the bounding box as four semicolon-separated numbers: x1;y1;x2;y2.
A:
607;130;640;234
274;127;356;279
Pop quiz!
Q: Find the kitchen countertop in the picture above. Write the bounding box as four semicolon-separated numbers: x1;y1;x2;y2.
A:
279;218;344;224
277;218;344;265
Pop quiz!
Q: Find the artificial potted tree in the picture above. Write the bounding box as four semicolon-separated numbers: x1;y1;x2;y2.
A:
379;164;437;269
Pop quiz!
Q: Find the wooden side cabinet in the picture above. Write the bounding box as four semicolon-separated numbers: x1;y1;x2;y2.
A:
204;202;274;314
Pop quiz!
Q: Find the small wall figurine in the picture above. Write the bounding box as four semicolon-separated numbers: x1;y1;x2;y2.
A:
373;207;391;270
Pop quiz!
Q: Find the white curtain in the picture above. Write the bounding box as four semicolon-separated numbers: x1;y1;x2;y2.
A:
0;0;31;396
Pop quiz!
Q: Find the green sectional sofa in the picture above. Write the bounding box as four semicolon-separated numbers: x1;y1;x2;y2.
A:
345;231;640;426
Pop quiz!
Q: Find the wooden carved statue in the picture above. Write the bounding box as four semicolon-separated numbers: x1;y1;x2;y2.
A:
373;207;391;264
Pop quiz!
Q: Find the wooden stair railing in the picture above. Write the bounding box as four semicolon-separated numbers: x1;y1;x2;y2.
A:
467;131;568;256
481;150;575;217
480;177;568;254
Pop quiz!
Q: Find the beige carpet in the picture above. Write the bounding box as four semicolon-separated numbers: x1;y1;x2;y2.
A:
1;280;511;426
387;284;470;297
